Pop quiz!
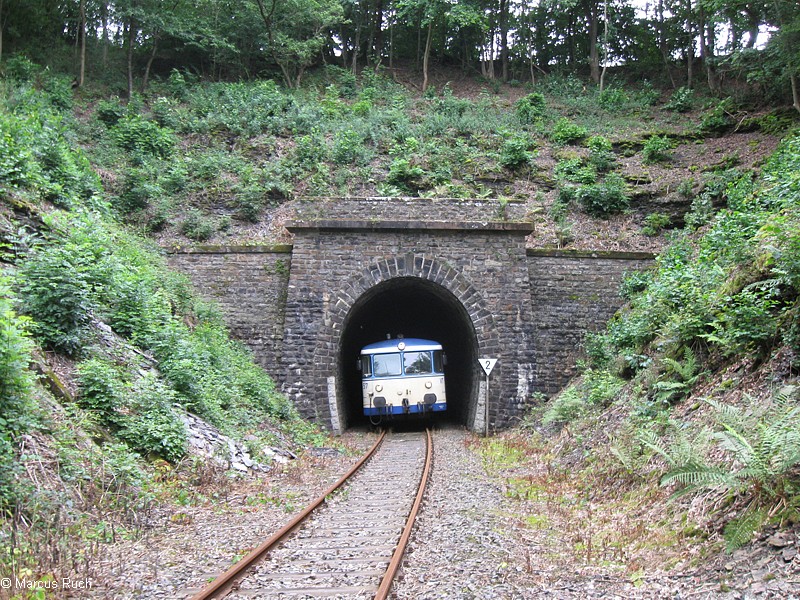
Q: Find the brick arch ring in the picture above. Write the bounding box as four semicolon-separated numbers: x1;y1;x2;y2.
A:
321;253;500;354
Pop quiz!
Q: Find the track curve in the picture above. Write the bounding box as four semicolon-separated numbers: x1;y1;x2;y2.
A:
190;429;432;600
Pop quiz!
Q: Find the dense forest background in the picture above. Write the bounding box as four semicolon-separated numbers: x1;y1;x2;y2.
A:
2;0;799;108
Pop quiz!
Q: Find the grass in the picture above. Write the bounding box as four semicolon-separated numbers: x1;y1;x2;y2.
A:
473;428;711;572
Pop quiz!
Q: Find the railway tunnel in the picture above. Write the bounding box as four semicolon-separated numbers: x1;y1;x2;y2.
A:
337;277;479;428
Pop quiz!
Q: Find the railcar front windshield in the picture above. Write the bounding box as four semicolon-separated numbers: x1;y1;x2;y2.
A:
363;348;445;379
404;351;432;374
372;353;402;377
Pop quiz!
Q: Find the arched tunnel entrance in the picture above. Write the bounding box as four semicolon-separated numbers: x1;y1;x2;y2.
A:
338;277;479;429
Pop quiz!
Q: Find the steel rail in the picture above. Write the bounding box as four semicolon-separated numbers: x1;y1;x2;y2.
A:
189;429;387;600
375;428;433;600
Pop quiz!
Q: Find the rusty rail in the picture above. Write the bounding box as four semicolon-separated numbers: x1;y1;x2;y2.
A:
190;430;387;600
375;428;433;600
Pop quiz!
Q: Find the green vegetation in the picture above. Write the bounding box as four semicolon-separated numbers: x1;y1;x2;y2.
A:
642;135;673;164
0;67;326;584
3;0;800;577
535;129;800;555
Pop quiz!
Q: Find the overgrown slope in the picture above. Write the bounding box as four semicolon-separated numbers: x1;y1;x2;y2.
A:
0;62;325;585
45;58;791;254
494;130;800;573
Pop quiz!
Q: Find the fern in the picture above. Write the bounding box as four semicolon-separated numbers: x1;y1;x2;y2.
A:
723;507;768;552
651;347;705;405
660;462;733;498
650;393;800;549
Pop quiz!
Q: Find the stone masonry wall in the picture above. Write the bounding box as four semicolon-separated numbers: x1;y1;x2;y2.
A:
163;206;655;433
528;249;655;396
282;221;536;432
166;245;291;372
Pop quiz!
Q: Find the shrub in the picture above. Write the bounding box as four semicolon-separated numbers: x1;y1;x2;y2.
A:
331;129;367;165
386;158;425;193
96;96;128;127
700;98;735;134
111;115;175;158
42;75;74;111
635;81;661;107
234;184;266;222
166;69;191;100
0;107;103;210
642;135;672;163
515;93;546;124
573;173;629;217
77;358;124;419
598;87;628;111
551;118;588;145
77;360;187;462
587;135;615;172
151;96;181;128
500;134;536;170
119;167;163;214
642;212;672;236
0;280;35;510
2;55;42;81
118;373;187;462
664;86;693;112
555;158;597;184
352;99;372;116
18;215;112;356
180;209;216;241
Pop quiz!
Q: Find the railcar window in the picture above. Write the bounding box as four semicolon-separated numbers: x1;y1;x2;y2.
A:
360;356;372;378
373;353;402;377
404;351;432;375
433;350;444;373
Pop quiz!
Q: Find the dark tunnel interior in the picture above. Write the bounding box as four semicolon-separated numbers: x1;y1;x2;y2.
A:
338;277;479;429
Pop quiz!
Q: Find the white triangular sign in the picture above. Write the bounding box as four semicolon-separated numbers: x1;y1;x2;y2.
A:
479;358;497;376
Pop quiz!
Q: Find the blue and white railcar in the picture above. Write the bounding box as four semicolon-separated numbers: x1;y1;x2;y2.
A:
360;337;447;419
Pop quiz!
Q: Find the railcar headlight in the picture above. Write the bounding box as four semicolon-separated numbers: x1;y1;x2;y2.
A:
425;381;432;389
375;384;383;392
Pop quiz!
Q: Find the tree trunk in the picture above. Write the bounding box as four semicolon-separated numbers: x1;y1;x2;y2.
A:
141;34;159;92
352;23;361;74
0;0;4;62
599;0;609;92
101;2;109;67
588;1;600;84
701;9;719;93
416;9;423;69
422;19;432;91
499;0;509;82
686;0;694;88
792;73;800;114
658;0;676;87
78;0;86;86
374;0;384;65
126;19;136;100
389;18;394;71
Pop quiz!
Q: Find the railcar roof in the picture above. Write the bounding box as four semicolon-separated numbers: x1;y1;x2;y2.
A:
360;338;442;353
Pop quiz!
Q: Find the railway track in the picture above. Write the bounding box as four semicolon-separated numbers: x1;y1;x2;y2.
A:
189;429;432;600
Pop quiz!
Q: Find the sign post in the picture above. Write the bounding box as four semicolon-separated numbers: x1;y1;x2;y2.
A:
478;358;497;436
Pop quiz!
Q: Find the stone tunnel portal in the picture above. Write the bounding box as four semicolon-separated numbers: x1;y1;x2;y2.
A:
338;277;479;428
